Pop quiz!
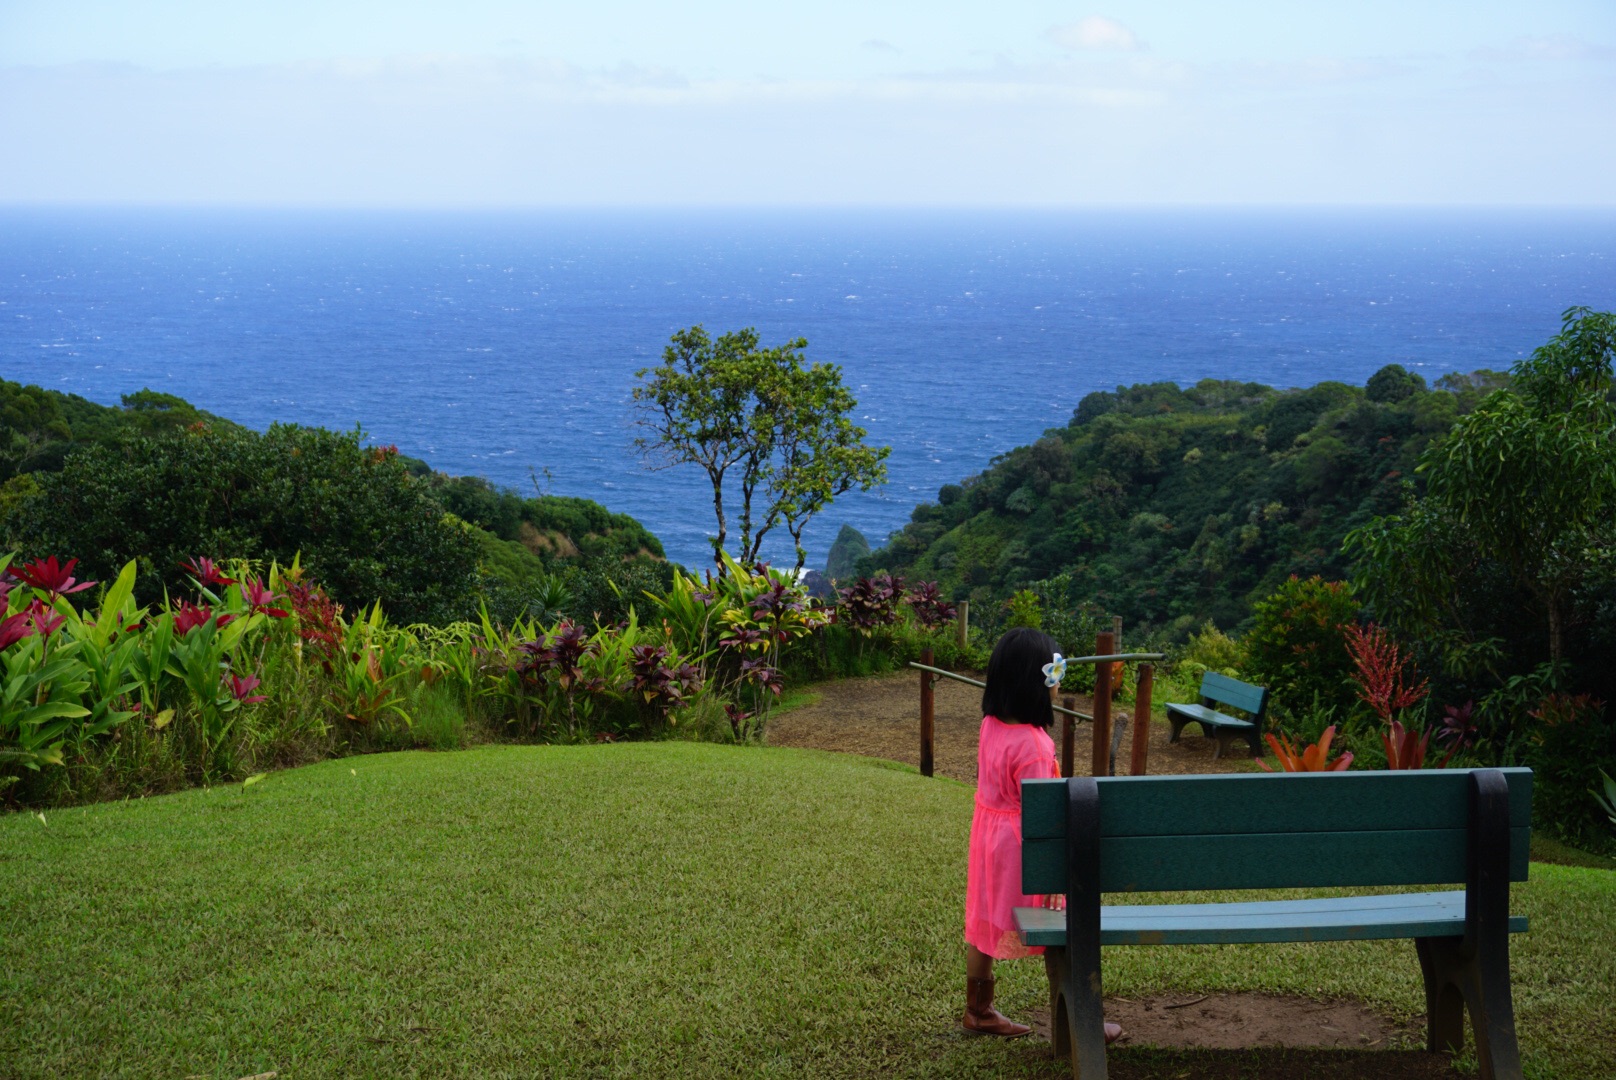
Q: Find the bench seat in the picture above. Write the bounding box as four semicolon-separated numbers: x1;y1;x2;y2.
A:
1163;702;1252;732
1015;890;1528;947
1165;672;1270;757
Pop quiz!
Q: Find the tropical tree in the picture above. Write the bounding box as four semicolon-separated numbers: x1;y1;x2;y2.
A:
1348;307;1616;668
632;325;888;574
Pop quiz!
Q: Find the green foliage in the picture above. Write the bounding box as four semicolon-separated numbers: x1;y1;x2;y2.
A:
1004;589;1043;630
1365;363;1427;404
632;326;888;573
1241;576;1360;718
1594;770;1616;835
1346;309;1616;850
1178;621;1243;680
865;370;1468;641
5;425;480;625
0;380;236;483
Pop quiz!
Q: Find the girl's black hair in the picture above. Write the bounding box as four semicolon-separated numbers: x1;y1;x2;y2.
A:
981;627;1059;729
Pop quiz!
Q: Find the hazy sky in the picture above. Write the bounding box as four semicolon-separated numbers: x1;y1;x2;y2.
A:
2;1;1613;205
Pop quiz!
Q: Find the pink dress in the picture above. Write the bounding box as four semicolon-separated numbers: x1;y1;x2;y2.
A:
964;714;1060;959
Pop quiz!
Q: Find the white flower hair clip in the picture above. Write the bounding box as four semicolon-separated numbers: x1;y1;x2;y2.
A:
1042;653;1066;688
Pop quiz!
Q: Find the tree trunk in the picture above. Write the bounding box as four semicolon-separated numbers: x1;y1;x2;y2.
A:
709;467;728;574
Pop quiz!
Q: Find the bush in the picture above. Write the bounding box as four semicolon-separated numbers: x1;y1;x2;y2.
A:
4;425;479;625
1242;576;1360;718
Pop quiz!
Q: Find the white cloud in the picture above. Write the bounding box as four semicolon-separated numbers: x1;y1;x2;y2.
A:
862;39;900;54
1046;16;1144;53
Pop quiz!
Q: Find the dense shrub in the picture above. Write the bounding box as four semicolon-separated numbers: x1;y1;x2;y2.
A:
4;425;480;625
1241;576;1360;718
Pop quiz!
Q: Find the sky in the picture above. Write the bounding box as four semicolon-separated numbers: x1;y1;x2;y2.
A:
1;1;1613;206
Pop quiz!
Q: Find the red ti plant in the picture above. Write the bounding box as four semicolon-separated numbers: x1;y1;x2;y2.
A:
173;601;233;637
837;574;905;634
628;644;703;728
182;557;236;590
240;578;290;619
1257;726;1354;772
13;556;96;601
225;672;267;706
905;581;958;632
518;621;606;737
1381;720;1431;770
739;657;784;698
0;611;34;651
1435;701;1478;763
1344;622;1429;723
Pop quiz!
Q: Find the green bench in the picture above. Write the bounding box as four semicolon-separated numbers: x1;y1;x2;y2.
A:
1013;768;1532;1080
1165;672;1270;758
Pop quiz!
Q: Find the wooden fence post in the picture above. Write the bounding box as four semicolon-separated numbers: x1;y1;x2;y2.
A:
956;601;969;650
1091;631;1114;776
1060;695;1077;778
1112;615;1123;650
1130;663;1154;776
919;646;935;778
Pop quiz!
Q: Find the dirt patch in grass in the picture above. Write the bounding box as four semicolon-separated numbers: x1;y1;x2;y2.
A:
766;670;1255;782
1027;992;1421;1052
1017;994;1457;1079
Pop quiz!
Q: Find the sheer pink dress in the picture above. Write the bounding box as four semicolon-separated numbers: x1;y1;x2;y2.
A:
964;714;1060;960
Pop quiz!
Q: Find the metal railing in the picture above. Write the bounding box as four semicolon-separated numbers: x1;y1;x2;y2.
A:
911;638;1166;779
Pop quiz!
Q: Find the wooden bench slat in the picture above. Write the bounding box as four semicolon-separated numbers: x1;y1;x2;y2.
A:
1013;891;1530;947
1023;825;1531;894
1022;770;1533;842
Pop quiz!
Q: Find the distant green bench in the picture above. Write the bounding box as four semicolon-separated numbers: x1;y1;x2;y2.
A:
1165;672;1270;758
1013;768;1532;1080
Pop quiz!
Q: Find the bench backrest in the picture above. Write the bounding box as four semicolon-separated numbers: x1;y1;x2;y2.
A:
1199;671;1269;719
1021;769;1531;895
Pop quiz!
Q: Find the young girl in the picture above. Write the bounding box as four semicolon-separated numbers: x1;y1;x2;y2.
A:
962;628;1122;1044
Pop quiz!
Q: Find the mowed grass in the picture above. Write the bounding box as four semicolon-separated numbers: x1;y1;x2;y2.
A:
0;744;1610;1079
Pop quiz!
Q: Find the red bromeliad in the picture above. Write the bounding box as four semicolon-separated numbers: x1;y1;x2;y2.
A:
1344;622;1429;723
1257;725;1354;772
13;556;97;601
182;557;236;589
1381;719;1431;770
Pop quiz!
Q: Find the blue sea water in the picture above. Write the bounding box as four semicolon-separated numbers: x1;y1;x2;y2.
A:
2;208;1613;570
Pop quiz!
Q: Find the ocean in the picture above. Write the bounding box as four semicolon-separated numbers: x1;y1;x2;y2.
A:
3;207;1613;570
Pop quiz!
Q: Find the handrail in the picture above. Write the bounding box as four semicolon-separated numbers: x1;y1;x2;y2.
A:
907;661;1092;721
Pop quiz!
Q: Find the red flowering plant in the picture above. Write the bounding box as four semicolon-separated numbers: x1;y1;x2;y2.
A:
1341;621;1441;768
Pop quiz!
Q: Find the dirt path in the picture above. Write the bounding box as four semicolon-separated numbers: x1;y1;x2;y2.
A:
766;670;1255;783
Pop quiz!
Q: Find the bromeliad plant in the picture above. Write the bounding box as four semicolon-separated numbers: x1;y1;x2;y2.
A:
1258;725;1354;772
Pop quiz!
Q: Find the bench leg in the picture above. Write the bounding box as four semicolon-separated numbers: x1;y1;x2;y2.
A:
1415;936;1523;1080
1059;947;1109;1079
1246;728;1263;757
1045;948;1070;1059
1167;715;1187;744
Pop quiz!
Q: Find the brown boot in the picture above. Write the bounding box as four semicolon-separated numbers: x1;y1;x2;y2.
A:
962;976;1031;1037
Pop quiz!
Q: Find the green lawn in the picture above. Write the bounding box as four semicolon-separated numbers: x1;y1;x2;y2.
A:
0;744;1610;1079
